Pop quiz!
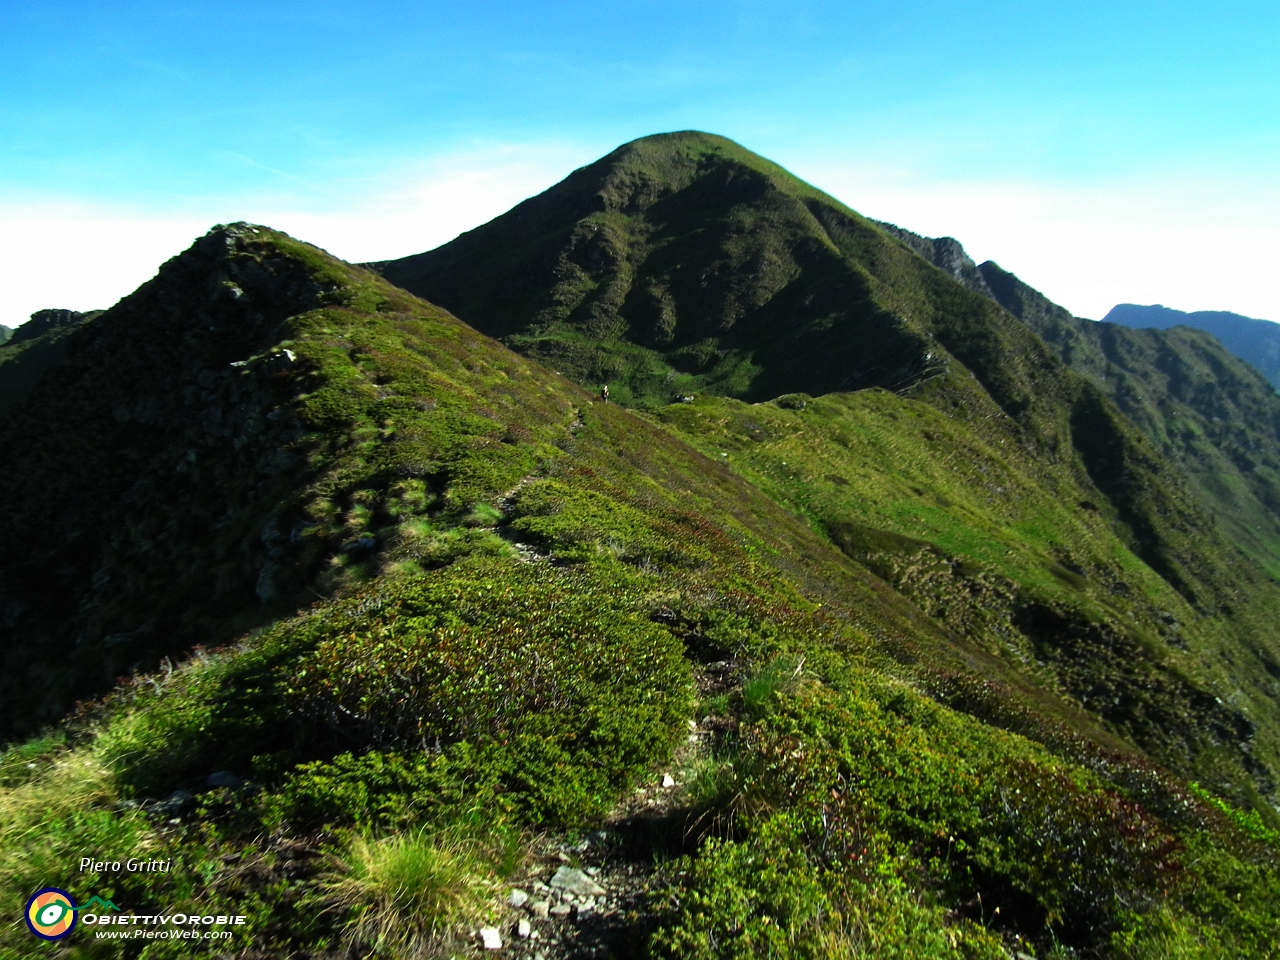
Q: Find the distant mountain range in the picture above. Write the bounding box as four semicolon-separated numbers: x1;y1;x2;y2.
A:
1105;303;1280;391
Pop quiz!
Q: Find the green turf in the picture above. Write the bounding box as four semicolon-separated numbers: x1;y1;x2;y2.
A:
1;210;1279;956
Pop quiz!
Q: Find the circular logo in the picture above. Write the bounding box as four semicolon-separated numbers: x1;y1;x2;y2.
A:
25;887;78;941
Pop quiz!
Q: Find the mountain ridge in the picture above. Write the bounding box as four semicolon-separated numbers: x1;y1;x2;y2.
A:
375;132;1246;619
0;307;102;409
1105;303;1280;391
3;137;1280;957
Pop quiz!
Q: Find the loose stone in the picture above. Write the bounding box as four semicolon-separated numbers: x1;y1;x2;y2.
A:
549;865;606;898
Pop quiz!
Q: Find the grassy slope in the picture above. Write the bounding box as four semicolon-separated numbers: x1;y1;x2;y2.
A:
374;131;1280;799
1105;303;1280;392
980;260;1280;579
652;391;1280;800
2;226;1278;958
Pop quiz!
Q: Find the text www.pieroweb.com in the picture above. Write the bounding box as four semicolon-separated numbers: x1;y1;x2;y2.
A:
84;913;244;941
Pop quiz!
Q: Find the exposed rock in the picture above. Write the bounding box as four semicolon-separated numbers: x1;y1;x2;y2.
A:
549;866;606;898
508;888;528;908
478;926;502;950
7;309;100;348
206;771;243;789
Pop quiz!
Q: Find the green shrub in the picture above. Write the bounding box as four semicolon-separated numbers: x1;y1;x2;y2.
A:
286;562;691;753
276;561;692;825
742;655;806;717
650;814;1005;960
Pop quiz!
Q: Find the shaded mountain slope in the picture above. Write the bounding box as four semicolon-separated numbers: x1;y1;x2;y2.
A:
0;307;102;409
1106;303;1280;391
0;226;588;732
2;224;1279;957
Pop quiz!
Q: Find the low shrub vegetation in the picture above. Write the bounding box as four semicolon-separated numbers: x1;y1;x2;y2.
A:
1;226;1277;959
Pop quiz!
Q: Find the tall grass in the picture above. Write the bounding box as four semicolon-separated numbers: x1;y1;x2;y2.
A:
319;829;497;958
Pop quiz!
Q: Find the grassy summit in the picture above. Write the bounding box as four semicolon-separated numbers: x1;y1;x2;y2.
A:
374;133;1236;606
1;138;1279;956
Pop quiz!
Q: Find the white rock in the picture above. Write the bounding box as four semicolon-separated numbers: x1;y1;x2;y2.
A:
479;926;502;950
662;773;676;788
508;888;528;908
550;902;572;917
517;918;532;938
530;899;549;919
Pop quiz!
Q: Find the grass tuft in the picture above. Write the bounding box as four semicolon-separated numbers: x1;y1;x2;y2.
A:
319;829;497;958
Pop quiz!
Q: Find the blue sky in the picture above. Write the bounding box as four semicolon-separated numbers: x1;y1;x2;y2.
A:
2;1;1278;328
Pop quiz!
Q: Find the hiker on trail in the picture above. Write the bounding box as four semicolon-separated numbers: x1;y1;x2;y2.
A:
601;384;609;403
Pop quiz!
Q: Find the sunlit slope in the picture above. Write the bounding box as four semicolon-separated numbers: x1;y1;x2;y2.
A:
1;224;1277;958
375;133;1253;627
653;390;1280;798
981;259;1280;577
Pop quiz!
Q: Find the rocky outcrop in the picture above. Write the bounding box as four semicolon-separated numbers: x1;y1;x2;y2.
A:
7;308;101;347
873;220;994;298
0;308;103;409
